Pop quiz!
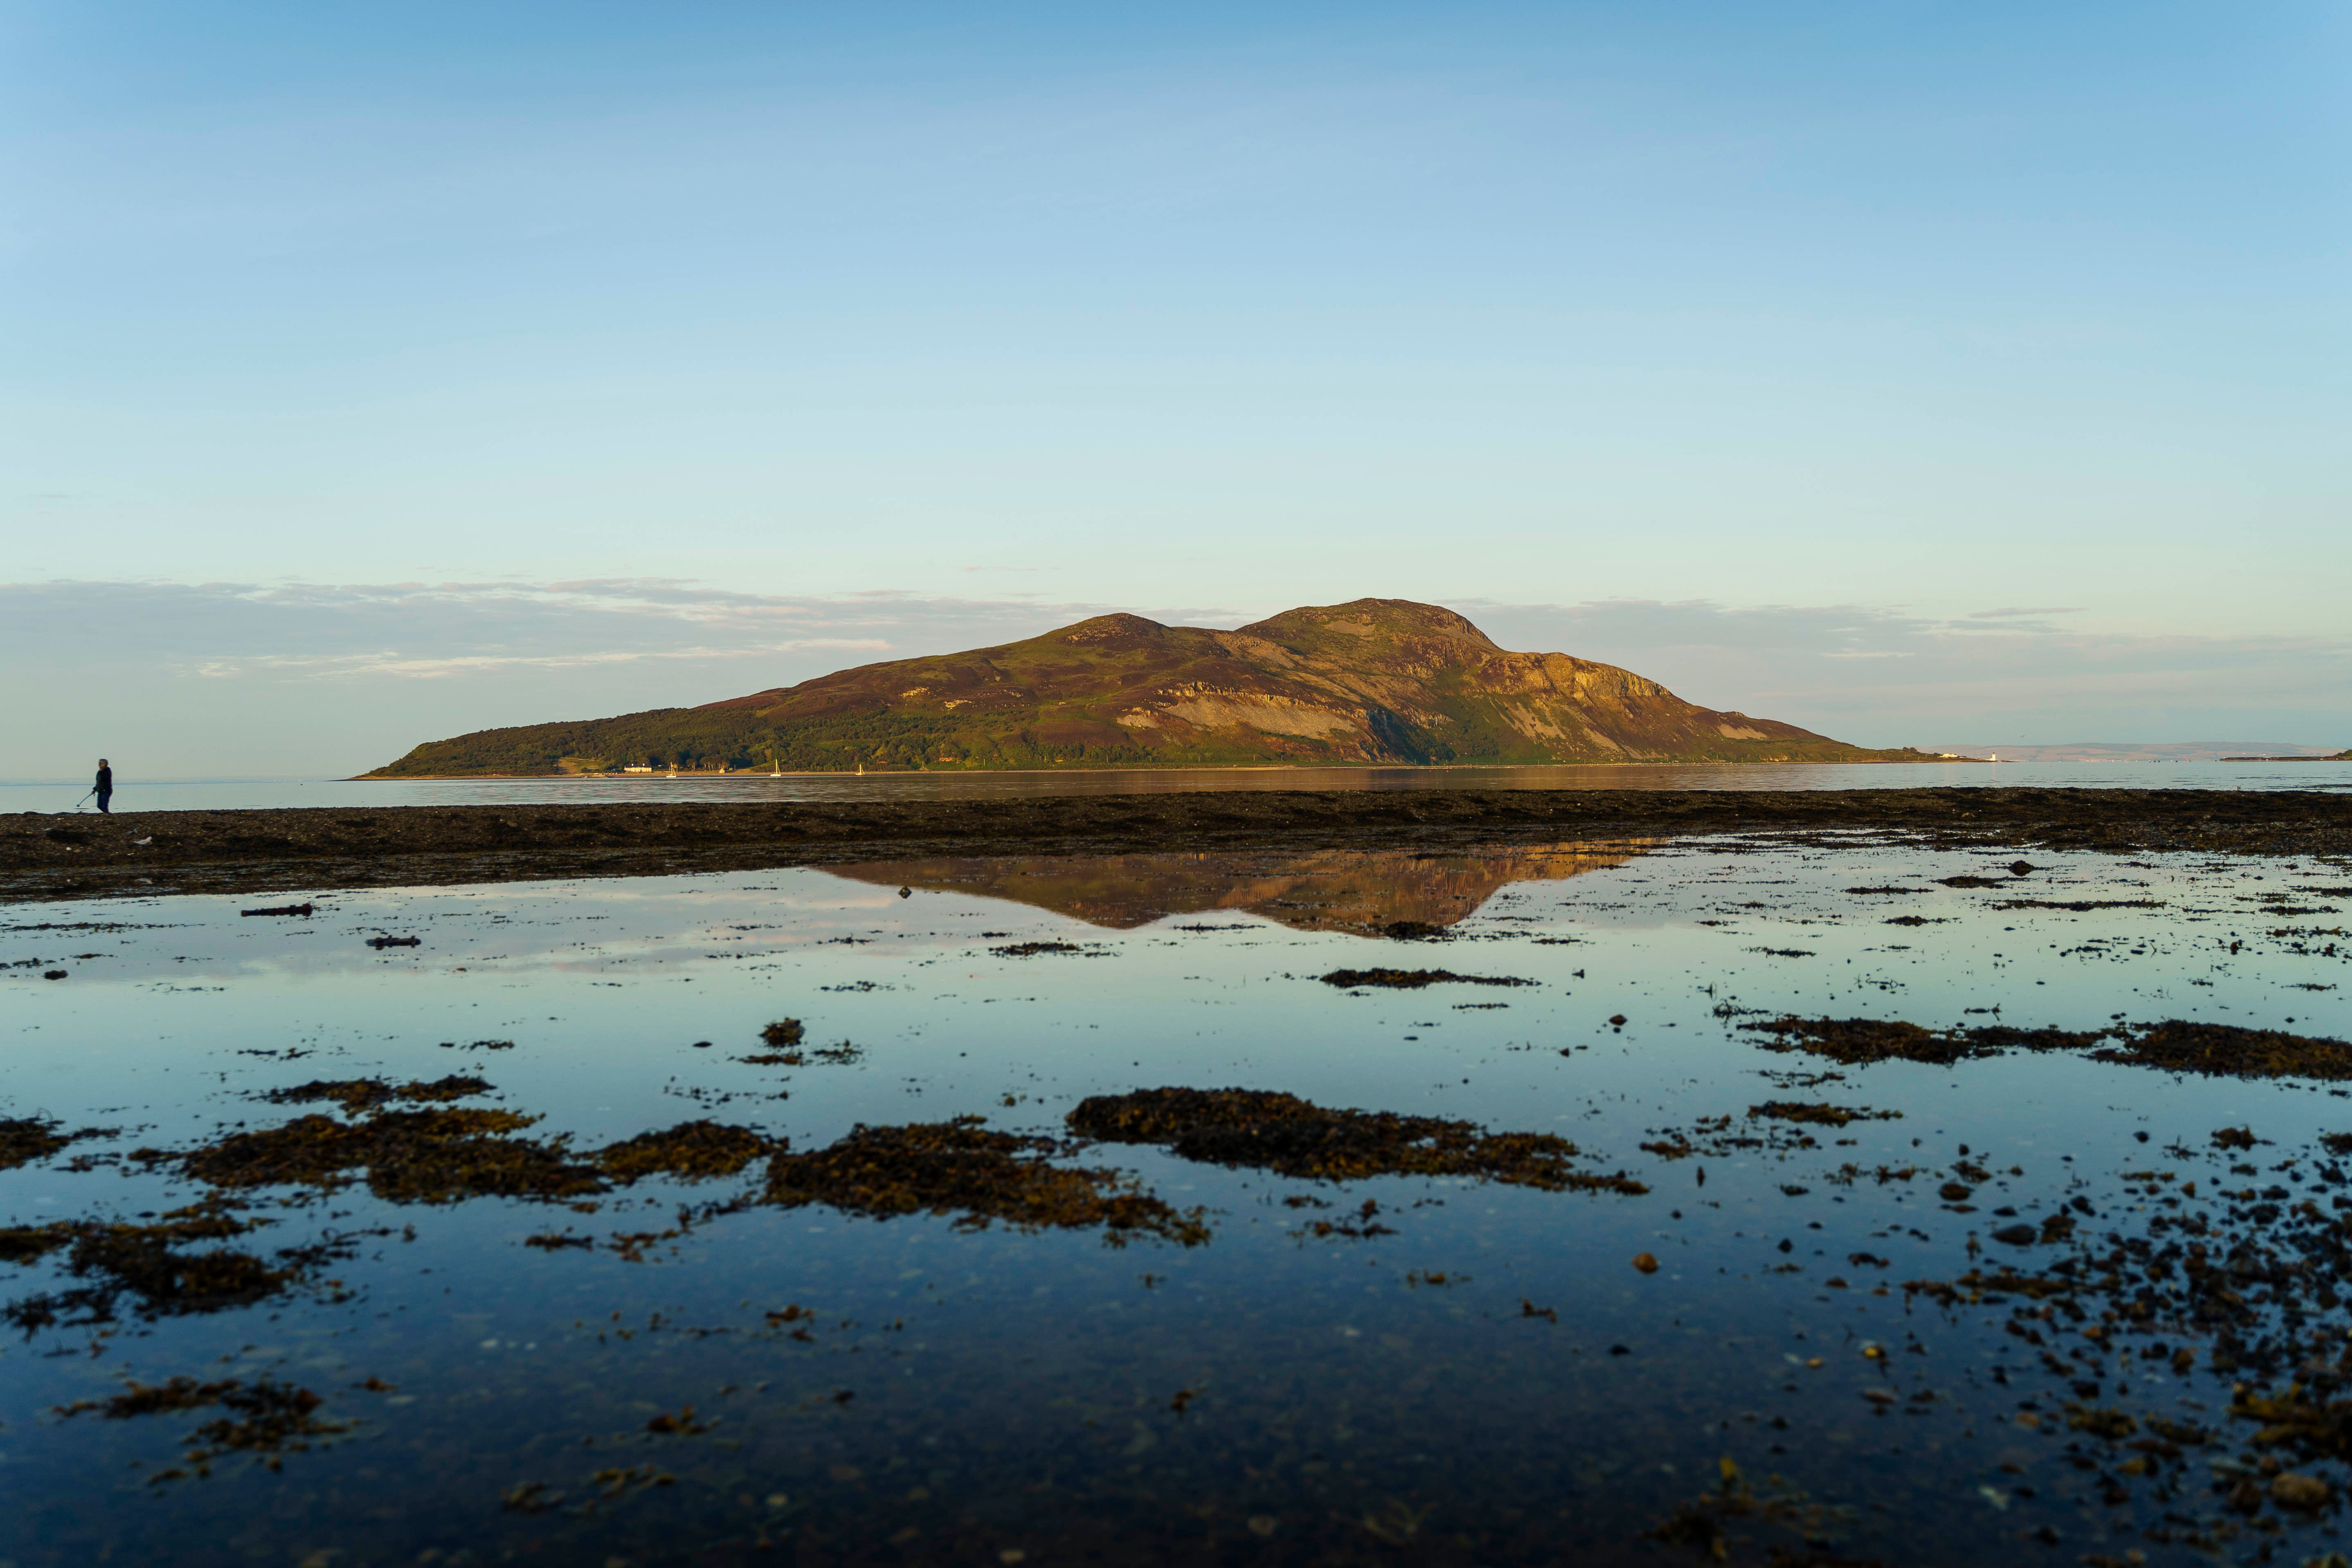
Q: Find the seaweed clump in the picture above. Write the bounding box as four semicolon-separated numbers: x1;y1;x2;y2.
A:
764;1118;1208;1245
261;1076;492;1113
1742;1017;1985;1066
1318;968;1535;990
1747;1101;1903;1128
1067;1088;1646;1194
58;1376;350;1477
598;1120;778;1182
169;1107;603;1204
1;1116;93;1171
1645;1459;1854;1564
2;1206;291;1334
2089;1021;2352;1081
1750;1015;2352;1081
1741;1017;2104;1066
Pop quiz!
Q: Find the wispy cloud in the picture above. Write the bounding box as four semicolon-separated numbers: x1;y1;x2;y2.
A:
0;578;1233;681
1966;606;2087;620
3;579;2343;777
1456;596;2352;742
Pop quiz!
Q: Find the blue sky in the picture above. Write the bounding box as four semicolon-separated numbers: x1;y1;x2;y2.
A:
3;2;2345;774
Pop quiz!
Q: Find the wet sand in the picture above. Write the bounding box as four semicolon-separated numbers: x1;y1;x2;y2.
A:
5;786;2348;902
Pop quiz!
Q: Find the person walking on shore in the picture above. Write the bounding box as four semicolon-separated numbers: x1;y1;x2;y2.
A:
94;759;113;814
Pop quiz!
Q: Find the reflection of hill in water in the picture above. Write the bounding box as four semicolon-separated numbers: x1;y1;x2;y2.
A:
824;842;1654;934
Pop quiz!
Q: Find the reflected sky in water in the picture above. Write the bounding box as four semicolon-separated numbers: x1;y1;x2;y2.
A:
3;840;2349;1566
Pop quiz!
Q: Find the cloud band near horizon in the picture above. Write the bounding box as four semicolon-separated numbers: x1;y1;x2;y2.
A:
2;578;2343;777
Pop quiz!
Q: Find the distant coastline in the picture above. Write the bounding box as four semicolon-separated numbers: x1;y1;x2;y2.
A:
347;756;1982;782
2219;752;2352;763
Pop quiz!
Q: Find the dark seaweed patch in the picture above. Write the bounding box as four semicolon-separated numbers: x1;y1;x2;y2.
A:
1743;1018;1984;1066
1747;1101;1903;1128
2088;1021;2352;1081
1067;1087;1646;1194
598;1120;778;1182
1644;1460;1855;1563
764;1118;1207;1245
0;1116;107;1172
170;1108;602;1204
1317;968;1535;990
1995;898;2165;912
161;1106;794;1204
2;1206;294;1333
260;1076;492;1113
58;1376;349;1477
1741;1017;2106;1066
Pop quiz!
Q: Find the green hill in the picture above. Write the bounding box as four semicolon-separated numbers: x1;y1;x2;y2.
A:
361;598;1944;777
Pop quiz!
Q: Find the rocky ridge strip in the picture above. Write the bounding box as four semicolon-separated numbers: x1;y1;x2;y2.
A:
5;786;2350;904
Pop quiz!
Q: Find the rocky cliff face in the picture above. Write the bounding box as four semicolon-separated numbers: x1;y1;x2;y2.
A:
364;598;1935;776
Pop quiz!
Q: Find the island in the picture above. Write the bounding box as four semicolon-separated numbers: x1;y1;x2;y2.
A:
362;598;1950;778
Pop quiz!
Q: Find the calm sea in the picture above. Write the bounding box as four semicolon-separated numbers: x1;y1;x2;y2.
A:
5;757;2348;813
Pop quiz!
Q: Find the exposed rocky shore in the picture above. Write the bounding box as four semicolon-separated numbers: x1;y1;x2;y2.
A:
5;787;2348;904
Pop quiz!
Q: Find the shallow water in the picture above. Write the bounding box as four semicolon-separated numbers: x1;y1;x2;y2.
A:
5;756;2351;814
3;839;2349;1566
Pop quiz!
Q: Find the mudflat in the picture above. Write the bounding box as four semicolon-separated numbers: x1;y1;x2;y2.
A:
6;786;2349;903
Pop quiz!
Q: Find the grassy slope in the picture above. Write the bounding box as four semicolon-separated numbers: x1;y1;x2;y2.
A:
364;600;1936;777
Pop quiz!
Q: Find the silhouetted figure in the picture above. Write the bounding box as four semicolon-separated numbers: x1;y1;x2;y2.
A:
94;760;112;814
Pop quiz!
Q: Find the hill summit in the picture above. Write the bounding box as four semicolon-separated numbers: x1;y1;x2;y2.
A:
362;598;1937;776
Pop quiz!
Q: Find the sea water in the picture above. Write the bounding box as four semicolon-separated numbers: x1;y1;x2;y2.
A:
2;839;2347;1565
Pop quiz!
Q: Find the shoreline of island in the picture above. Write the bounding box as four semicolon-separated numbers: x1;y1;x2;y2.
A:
6;785;2348;905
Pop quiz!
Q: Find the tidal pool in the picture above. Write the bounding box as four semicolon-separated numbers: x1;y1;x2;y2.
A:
3;837;2348;1566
